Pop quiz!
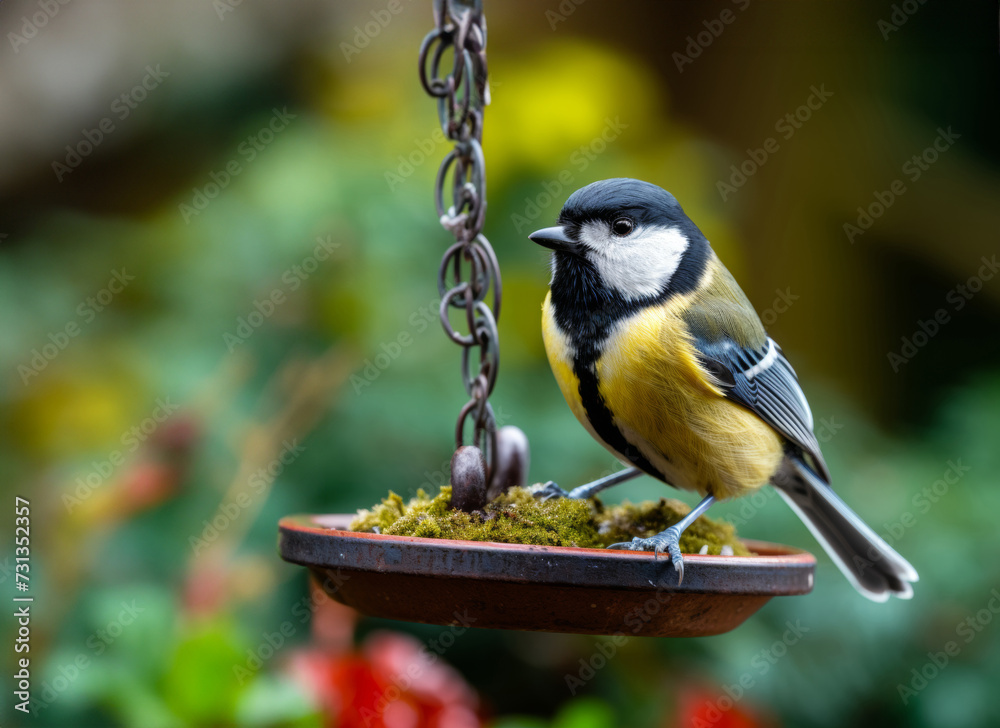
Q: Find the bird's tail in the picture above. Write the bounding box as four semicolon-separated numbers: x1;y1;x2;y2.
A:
771;458;918;601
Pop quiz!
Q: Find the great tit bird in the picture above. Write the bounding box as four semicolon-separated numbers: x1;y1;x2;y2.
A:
529;178;917;601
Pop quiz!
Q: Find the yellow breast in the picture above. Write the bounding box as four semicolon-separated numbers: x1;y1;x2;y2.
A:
541;293;593;438
541;292;784;500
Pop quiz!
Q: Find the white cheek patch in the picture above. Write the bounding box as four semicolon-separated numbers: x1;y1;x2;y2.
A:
578;222;689;299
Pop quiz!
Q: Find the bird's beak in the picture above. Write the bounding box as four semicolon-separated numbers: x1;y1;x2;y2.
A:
529;226;578;254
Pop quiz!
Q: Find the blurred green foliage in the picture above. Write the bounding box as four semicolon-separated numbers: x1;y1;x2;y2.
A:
1;1;998;727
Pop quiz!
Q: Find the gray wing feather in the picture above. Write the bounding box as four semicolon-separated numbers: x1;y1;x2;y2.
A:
697;338;831;482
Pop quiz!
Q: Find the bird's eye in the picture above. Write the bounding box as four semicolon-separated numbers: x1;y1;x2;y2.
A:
611;218;634;236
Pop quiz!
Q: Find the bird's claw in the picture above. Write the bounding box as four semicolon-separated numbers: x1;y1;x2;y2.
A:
606;527;685;583
529;481;572;501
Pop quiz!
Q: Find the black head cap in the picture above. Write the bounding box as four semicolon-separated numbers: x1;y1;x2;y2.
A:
558;178;690;233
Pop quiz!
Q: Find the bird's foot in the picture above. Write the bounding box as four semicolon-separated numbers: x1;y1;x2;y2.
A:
528;481;572;501
607;527;685;583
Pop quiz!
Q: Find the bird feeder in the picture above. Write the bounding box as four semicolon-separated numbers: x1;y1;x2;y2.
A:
279;0;815;638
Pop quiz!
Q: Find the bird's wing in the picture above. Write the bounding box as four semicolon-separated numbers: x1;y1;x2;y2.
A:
683;299;831;483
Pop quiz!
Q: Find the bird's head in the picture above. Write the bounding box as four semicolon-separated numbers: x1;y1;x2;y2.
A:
529;178;709;302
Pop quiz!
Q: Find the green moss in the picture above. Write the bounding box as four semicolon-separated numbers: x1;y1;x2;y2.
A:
349;486;750;555
593;497;751;556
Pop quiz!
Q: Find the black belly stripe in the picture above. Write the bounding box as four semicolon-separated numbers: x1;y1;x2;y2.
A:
573;356;664;479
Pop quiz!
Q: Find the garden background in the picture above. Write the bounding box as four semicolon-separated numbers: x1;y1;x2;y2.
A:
2;1;999;726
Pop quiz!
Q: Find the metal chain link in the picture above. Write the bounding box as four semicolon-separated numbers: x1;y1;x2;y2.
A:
419;0;501;477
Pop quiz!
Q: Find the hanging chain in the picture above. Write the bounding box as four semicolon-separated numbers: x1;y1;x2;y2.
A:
419;0;501;478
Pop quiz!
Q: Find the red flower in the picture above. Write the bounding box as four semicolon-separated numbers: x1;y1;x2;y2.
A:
676;687;768;728
289;631;482;728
